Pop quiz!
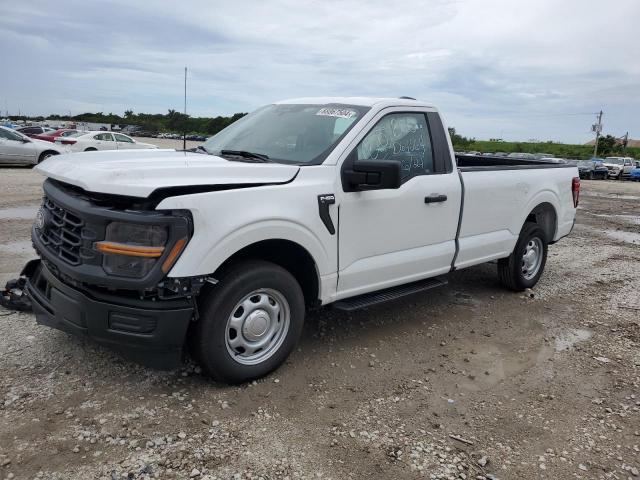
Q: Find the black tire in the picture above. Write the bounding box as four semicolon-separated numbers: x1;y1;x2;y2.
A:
191;260;305;384
498;222;548;291
84;147;97;151
37;151;58;164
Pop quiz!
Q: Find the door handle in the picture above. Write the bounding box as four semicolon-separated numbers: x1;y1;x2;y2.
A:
424;194;447;204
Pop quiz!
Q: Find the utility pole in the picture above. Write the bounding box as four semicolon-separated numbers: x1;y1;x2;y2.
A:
592;110;603;158
183;67;187;151
622;131;628;156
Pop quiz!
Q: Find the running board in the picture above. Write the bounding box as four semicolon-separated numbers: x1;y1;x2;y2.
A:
333;276;448;312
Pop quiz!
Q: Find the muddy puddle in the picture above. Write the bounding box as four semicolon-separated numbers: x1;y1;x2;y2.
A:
588;212;640;225
555;328;593;351
582;191;640;201
0;205;39;220
0;239;36;256
605;229;640;244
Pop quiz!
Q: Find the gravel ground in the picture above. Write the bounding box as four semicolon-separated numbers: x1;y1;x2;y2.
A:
0;170;639;480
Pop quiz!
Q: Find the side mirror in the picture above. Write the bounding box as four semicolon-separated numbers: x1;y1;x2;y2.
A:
342;159;402;192
21;137;30;143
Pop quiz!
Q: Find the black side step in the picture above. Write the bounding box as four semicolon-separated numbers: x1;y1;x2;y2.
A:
333;276;448;312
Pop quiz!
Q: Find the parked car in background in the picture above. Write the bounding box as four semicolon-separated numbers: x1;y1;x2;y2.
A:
629;162;640;181
603;156;635;179
56;131;159;152
507;152;536;159
534;153;555;159
575;159;608;179
32;129;79;143
0;126;69;165
186;134;208;141
16;126;57;137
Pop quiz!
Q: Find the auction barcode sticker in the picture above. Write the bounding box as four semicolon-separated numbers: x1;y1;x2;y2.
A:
316;107;357;119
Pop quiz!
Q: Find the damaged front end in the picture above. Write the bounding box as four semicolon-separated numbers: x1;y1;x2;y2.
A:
21;179;210;369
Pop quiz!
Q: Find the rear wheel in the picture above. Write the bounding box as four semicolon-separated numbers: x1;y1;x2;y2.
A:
191;260;305;384
498;222;548;291
84;147;97;151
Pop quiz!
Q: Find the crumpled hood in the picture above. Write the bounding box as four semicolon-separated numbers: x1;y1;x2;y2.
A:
35;149;300;197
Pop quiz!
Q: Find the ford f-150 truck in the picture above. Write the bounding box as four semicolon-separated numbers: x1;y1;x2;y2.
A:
22;97;580;383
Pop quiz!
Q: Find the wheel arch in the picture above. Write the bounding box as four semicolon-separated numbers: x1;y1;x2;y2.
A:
211;239;320;307
38;150;59;163
523;201;557;244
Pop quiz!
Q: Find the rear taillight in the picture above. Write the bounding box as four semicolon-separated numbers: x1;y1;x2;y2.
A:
572;177;580;207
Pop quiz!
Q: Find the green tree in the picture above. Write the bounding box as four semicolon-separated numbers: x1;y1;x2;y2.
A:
447;127;473;148
596;135;618;156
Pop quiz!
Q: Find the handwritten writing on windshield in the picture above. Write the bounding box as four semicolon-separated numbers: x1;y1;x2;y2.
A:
358;115;428;175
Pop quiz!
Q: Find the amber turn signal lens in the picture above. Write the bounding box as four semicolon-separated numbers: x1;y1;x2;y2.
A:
95;241;165;258
161;238;188;273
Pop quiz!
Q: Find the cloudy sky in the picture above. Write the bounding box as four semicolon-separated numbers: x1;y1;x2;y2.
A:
1;0;638;143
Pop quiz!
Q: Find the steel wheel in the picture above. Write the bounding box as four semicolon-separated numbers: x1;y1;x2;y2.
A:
225;288;290;365
521;237;543;280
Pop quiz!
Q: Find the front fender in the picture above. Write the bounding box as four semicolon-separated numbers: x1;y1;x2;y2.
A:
166;217;331;279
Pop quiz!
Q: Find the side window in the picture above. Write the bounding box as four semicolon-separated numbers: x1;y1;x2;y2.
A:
114;133;134;143
1;129;24;141
94;133;113;141
356;113;434;181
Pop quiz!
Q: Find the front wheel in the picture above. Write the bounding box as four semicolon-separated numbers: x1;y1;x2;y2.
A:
498;222;548;291
191;260;305;384
38;151;58;164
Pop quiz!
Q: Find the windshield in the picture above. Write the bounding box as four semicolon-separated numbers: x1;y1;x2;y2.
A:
605;157;624;165
202;103;369;164
577;160;593;167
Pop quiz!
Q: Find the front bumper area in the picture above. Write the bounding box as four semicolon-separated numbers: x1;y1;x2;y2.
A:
23;259;193;369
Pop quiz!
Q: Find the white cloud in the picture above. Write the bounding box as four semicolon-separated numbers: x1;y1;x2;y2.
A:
0;0;637;142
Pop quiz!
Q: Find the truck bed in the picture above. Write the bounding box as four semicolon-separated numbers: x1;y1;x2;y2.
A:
455;154;575;172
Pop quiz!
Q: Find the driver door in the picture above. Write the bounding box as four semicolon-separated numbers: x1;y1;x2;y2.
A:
336;109;461;299
0;129;37;164
114;133;139;149
93;133;117;150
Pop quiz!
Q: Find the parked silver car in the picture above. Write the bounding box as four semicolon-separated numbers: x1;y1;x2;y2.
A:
0;126;70;166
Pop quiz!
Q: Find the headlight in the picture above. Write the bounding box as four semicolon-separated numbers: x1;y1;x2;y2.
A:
95;222;170;278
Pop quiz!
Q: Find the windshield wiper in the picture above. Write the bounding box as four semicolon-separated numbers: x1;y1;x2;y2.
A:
195;145;211;154
220;150;270;162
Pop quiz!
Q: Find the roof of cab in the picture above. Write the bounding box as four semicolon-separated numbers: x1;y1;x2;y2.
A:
276;97;434;109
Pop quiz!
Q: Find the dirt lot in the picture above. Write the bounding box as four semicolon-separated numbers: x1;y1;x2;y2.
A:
0;169;639;480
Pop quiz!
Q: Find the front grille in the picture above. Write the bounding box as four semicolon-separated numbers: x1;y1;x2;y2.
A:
38;196;84;265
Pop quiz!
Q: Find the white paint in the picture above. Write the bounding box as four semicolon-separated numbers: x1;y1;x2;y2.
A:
34;97;579;306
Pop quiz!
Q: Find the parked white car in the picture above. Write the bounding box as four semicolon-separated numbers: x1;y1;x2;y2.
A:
0;126;70;166
56;131;158;152
602;156;635;179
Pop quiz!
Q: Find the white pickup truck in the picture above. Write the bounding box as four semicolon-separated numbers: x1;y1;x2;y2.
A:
23;97;579;383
